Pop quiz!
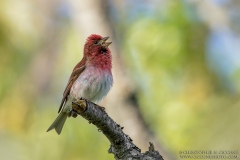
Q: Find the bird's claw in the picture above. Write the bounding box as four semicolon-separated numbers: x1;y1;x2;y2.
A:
80;98;105;111
68;110;78;118
72;99;87;113
73;98;105;112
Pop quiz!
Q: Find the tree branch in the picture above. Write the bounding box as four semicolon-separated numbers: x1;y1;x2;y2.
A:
72;98;164;160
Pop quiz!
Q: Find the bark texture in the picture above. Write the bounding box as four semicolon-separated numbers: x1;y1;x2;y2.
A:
72;99;164;160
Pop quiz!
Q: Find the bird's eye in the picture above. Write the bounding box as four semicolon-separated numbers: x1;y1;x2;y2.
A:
93;41;98;45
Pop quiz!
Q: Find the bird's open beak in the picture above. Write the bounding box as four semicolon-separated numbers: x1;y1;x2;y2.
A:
100;37;112;47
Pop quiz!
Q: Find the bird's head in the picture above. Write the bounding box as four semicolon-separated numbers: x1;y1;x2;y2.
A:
84;34;112;57
83;34;112;70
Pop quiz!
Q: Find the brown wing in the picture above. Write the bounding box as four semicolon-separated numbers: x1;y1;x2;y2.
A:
58;65;85;113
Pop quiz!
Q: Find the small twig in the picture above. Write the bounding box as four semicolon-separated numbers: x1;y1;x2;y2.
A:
72;98;164;160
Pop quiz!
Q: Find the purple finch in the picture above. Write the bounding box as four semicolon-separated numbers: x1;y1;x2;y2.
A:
47;34;113;134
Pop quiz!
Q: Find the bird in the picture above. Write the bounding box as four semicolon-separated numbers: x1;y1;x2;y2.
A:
47;34;113;134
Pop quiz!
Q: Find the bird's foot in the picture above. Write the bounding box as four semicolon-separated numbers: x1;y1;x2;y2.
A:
72;99;87;114
80;97;105;111
68;110;78;118
78;97;105;111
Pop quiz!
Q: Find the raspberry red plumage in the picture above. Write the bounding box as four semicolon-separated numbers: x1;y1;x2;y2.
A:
47;34;113;134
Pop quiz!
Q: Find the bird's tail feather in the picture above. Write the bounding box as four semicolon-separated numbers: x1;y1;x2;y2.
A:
47;112;68;135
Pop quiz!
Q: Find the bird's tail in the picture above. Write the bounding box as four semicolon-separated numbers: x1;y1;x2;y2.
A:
47;112;68;135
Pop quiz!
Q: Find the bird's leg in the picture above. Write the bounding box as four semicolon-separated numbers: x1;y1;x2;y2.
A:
79;97;105;111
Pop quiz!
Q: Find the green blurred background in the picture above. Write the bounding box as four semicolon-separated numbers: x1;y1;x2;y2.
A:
0;0;239;160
